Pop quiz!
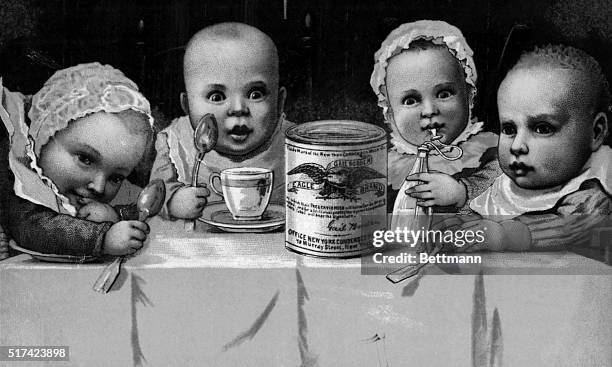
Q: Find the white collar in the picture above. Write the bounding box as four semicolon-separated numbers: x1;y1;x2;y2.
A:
470;145;612;217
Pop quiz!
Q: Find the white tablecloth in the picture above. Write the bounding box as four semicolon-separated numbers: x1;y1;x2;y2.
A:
1;217;611;366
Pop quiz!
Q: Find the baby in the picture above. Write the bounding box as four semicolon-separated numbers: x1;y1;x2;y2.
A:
151;22;292;220
370;20;501;212
0;63;154;257
441;45;611;251
0;99;13;260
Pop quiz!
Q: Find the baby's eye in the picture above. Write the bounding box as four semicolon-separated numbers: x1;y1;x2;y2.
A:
437;90;454;99
534;123;555;135
77;154;93;166
248;89;266;100
500;123;516;136
109;175;125;185
207;91;226;103
401;96;419;106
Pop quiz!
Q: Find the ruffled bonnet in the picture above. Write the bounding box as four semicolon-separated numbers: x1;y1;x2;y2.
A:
17;62;154;215
370;20;483;154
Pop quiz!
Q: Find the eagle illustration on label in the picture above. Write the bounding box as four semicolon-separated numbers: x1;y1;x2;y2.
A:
284;120;387;258
287;157;385;200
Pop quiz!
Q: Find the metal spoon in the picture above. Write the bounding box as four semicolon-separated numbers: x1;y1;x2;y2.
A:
93;179;166;293
191;114;219;187
386;244;443;284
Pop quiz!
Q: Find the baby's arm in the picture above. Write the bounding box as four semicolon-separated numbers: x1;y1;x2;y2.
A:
510;181;611;251
456;151;503;210
435;181;611;252
406;147;503;209
149;131;209;220
77;198;120;223
6;193;111;256
5;193;148;257
78;199;141;222
432;215;530;252
0;224;9;259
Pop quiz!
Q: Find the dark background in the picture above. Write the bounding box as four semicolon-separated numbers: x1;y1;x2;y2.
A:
1;0;611;132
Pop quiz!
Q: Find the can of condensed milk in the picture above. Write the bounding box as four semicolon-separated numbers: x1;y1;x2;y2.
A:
285;120;387;258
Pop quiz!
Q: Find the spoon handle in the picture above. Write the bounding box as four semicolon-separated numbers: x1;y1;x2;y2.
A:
93;256;124;293
191;153;204;187
386;244;442;284
93;210;150;293
187;154;205;231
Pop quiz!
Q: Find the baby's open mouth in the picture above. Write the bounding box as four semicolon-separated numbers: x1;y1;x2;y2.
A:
229;133;249;142
228;126;252;142
424;126;445;141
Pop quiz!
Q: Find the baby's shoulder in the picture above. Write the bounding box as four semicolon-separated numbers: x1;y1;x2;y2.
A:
155;116;194;149
571;179;611;201
461;130;498;149
557;179;612;215
159;115;190;134
459;131;498;162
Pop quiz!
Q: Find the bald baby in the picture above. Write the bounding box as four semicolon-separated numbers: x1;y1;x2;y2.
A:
183;22;280;81
150;22;290;220
181;22;286;157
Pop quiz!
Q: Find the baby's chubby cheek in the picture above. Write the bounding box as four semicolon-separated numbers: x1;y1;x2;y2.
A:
540;144;586;175
539;146;565;172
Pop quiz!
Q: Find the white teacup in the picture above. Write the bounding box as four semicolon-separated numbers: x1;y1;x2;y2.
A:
209;167;273;221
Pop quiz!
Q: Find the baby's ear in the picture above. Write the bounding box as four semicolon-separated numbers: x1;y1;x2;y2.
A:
277;86;287;117
591;111;608;151
180;92;189;116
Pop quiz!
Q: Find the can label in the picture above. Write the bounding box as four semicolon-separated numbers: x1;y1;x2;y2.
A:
285;140;387;257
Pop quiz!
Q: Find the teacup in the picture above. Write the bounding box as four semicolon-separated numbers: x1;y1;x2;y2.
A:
209;167;273;221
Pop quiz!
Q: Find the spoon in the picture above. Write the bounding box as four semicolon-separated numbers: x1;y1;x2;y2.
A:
386;244;443;284
191;114;219;187
186;114;218;231
93;179;166;293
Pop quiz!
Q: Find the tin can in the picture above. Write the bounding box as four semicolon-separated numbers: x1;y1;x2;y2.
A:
285;120;387;258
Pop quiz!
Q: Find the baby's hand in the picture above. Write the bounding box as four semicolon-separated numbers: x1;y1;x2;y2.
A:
78;199;120;223
451;219;504;252
103;220;149;256
405;172;467;207
0;229;9;260
432;216;530;252
168;185;210;219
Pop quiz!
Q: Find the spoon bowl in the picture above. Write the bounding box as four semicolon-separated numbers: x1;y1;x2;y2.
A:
192;114;219;186
194;113;219;154
137;179;166;221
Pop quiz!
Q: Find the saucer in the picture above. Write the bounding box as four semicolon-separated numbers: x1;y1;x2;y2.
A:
8;240;99;263
199;202;285;233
